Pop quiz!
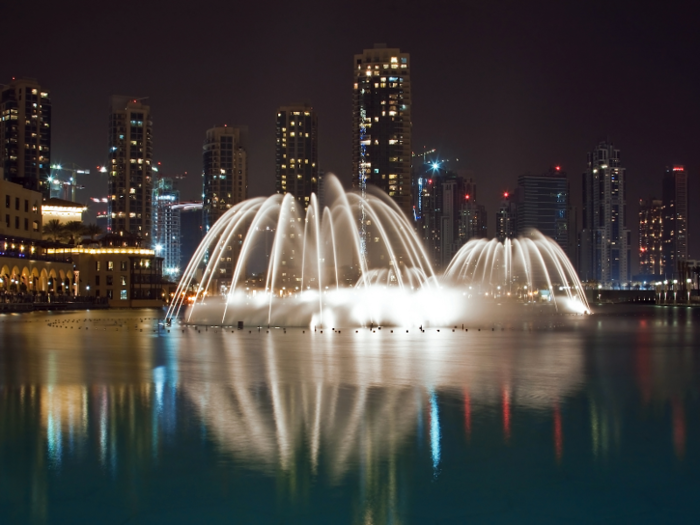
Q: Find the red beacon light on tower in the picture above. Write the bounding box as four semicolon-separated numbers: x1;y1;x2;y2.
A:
465;194;470;200
503;192;509;198
555;166;561;171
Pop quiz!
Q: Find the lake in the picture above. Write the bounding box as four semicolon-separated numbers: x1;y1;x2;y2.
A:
1;305;698;523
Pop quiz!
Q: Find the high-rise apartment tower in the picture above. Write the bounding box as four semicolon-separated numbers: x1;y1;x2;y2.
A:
515;167;569;253
108;96;153;244
662;165;688;278
496;192;517;242
580;140;630;285
275;104;318;209
638;198;663;277
352;44;412;215
202;125;248;234
417;166;486;269
152;177;181;278
0;78;51;198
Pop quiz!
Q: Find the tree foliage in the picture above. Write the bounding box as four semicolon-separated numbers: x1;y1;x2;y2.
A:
41;221;102;244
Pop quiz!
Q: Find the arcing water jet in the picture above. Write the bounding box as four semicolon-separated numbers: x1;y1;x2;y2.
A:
166;175;590;327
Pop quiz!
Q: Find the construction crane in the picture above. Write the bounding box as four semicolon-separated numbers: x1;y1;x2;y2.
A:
412;148;437;162
48;163;89;202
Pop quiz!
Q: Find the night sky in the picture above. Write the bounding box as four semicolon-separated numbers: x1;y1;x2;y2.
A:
2;0;699;267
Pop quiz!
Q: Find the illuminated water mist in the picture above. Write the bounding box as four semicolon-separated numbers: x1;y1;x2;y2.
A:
166;175;589;327
444;232;590;315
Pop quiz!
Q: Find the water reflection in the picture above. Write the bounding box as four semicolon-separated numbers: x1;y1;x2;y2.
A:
0;307;699;523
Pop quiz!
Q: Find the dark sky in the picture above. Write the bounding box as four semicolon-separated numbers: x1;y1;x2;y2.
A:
2;0;699;267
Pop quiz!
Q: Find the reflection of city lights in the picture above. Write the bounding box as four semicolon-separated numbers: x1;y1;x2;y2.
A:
430;390;441;476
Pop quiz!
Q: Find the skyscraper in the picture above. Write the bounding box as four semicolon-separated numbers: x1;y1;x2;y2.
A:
152;177;181;278
202;125;248;283
0;78;51;197
202;125;248;235
108;97;153;244
275;104;318;209
352;44;412;216
515;166;569;252
580;140;630;285
639;198;663;277
417;166;486;269
180;203;203;273
461;197;488;246
496;192;517;242
662;165;688;278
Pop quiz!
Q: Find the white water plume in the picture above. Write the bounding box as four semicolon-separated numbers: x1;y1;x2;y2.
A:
166;175;590;327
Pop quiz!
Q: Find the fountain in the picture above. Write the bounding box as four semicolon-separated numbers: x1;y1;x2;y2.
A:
166;175;589;327
445;232;590;315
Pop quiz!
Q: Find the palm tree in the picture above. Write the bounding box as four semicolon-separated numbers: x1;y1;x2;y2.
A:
84;223;103;240
63;221;86;245
42;219;65;242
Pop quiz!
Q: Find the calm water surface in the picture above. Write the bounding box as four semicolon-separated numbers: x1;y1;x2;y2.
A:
1;305;699;524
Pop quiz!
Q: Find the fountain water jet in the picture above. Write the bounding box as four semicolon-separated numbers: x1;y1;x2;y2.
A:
444;232;590;315
167;175;439;327
166;176;590;327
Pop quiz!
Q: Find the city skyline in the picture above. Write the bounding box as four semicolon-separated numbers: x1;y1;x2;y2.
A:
1;1;698;269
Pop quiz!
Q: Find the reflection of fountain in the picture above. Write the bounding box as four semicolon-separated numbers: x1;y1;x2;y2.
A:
167;177;589;327
182;338;421;483
178;330;586;474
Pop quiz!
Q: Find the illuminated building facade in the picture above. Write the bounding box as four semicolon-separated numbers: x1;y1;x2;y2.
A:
496;192;517;242
203;126;247;233
515;167;569;253
202;126;247;282
638;198;663;277
49;234;163;306
0;78;51;197
275;104;318;209
42;197;86;225
107;97;153;244
418;167;486;269
152;177;181;278
662;165;688;278
179;203;203;273
352;44;412;216
580;141;630;285
461;199;488;245
1;178;42;239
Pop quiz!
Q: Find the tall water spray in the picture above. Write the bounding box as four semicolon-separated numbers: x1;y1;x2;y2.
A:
167;175;439;327
166;176;590;327
444;233;590;314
